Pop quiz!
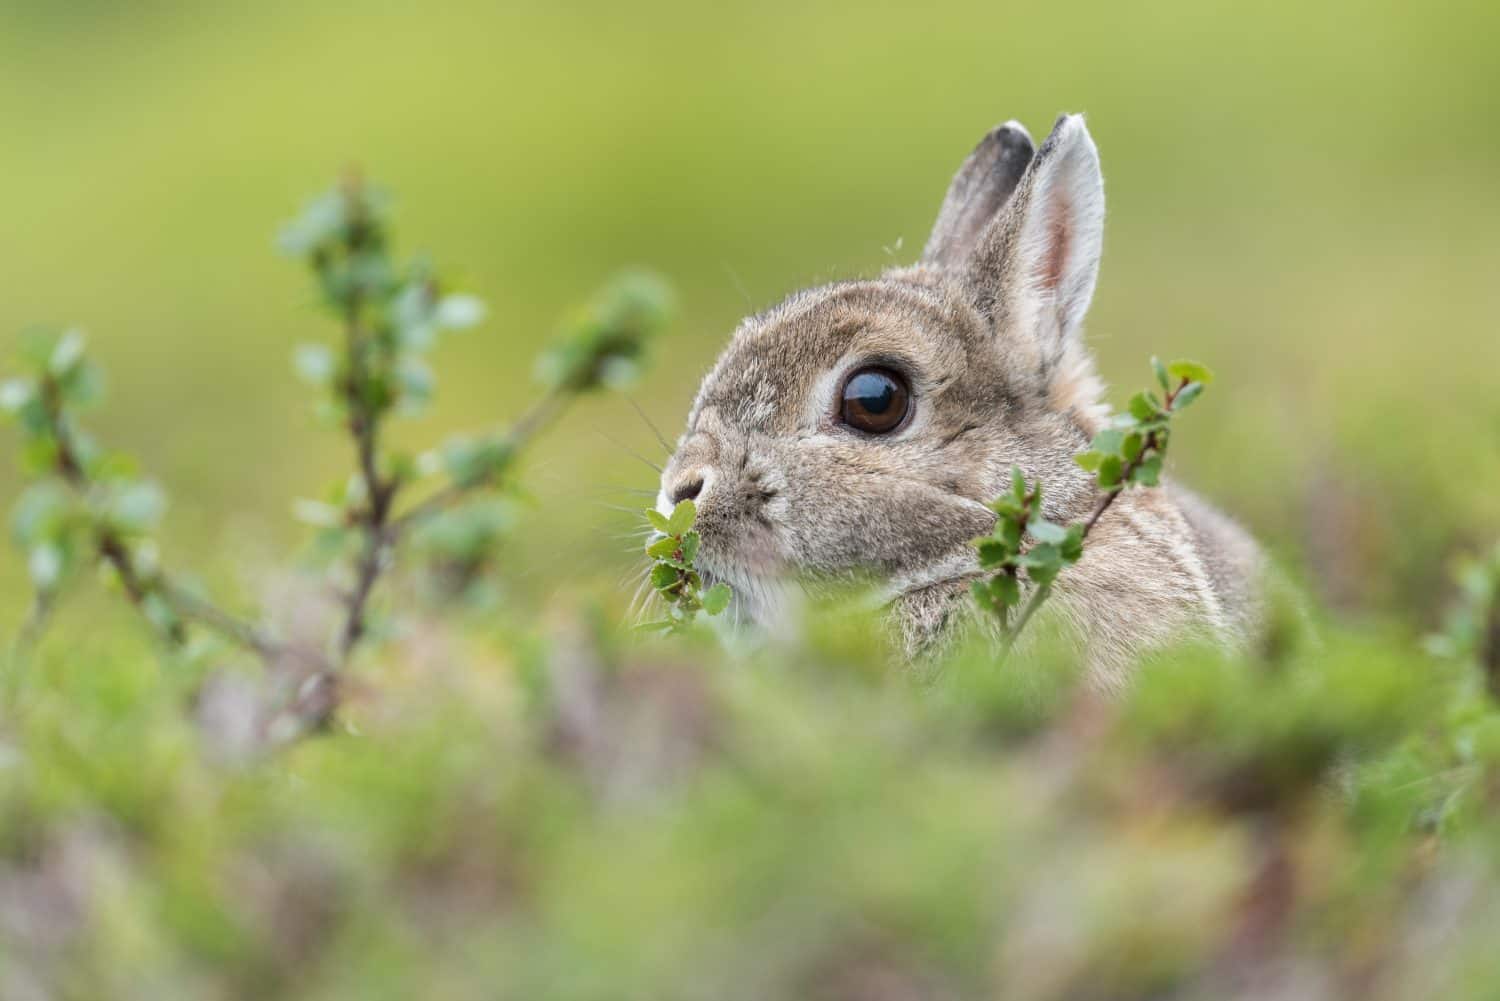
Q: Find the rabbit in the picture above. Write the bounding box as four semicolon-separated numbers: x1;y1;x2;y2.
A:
655;114;1264;686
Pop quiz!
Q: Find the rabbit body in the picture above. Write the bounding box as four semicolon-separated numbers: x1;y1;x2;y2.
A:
659;115;1263;683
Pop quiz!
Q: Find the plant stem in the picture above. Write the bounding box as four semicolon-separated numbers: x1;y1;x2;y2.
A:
337;306;394;658
1001;583;1048;652
387;385;570;536
38;377;271;654
1001;378;1190;651
331;173;411;663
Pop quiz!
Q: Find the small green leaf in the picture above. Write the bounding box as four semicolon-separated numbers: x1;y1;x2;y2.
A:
1152;356;1170;392
650;563;679;591
19;437;59;474
28;542;64;591
293;499;343;527
12;482;73;545
680;531;701;565
989;495;1022;518
666;499;696;536
702;582;731;615
1022;544;1063;585
1074;451;1105;472
1091;429;1125;456
990;573;1021;608
1028;519;1068;545
396;358;435;412
108;481;167;533
1010;465;1027;502
1061;524;1085;562
1097;455;1124;490
970;579;995;610
1171;381;1205;410
976;539;1010;568
646;536;679;559
1000;518;1023;550
1122;432;1144;463
645;508;671;533
293;343;337;385
442;436;514;488
57;362;104;409
142;590;180;636
435;294;487;330
1167;359;1214;386
1128;391;1159;422
0;378;35;415
48;329;87;378
1131;455;1163;487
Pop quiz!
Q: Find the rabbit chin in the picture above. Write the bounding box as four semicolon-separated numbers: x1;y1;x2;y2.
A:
697;554;795;635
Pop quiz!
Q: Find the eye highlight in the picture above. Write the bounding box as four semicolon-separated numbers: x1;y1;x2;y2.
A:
839;367;911;434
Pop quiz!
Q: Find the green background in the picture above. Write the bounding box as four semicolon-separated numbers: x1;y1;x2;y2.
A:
2;0;1497;632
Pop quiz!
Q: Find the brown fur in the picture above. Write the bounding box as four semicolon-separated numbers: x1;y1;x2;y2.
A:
656;114;1264;682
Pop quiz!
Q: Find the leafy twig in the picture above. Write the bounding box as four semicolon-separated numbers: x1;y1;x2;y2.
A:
973;358;1214;652
1428;542;1500;701
385;386;566;537
4;338;270;654
282;175;675;663
641;500;731;632
5;176;673;732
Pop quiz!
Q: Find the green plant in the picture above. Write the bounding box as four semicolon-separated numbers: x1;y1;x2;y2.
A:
2;328;269;657
972;358;1213;648
1428;542;1500;700
4;175;673;721
641;499;731;632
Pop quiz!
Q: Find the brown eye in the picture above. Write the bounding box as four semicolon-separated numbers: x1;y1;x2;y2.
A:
840;367;910;434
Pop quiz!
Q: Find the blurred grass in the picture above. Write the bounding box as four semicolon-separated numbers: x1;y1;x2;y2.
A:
1;0;1498;632
4;596;1500;998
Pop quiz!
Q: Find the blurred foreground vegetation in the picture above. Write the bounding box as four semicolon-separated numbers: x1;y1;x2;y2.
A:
4;593;1500;998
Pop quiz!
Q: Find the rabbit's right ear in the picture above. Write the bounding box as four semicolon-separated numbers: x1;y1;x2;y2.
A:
965;114;1105;373
921;122;1035;268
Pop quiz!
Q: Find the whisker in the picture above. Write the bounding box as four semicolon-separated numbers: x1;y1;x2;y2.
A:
625;395;674;458
595;502;649;516
625;564;658;623
722;262;753;310
593;427;663;474
592;486;658;498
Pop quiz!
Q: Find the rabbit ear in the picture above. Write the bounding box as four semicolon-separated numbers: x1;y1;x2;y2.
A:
921;122;1035;268
967;114;1104;369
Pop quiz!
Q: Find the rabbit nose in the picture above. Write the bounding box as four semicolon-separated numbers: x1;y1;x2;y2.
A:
668;472;706;505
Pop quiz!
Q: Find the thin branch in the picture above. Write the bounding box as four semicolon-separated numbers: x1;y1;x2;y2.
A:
330;173;412;663
336;285;392;657
37;376;272;656
1002;377;1190;651
387;385;569;537
160;580;280;658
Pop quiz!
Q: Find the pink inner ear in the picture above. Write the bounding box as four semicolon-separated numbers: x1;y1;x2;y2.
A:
1041;195;1071;293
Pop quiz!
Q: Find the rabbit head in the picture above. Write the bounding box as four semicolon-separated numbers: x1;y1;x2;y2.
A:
658;114;1111;633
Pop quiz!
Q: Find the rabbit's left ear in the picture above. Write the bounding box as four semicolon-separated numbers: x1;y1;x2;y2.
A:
967;114;1104;368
